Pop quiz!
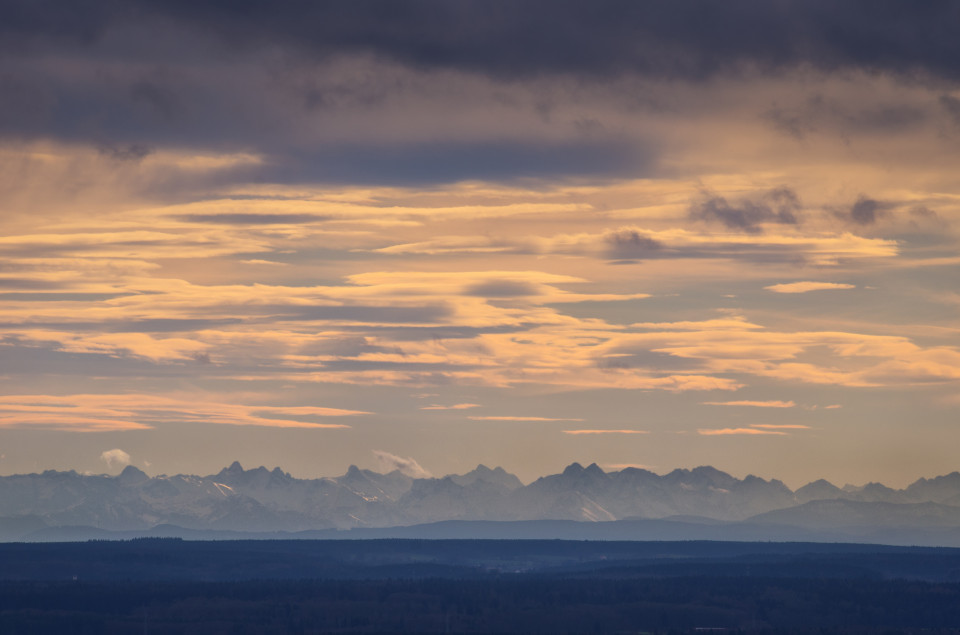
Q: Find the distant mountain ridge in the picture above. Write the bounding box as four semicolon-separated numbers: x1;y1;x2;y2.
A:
3;462;960;542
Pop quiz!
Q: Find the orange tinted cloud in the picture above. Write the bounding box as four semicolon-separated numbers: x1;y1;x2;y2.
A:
750;424;811;430
765;281;856;293
469;416;585;422
703;400;796;408
420;403;481;410
0;395;364;432
697;427;788;436
563;429;649;435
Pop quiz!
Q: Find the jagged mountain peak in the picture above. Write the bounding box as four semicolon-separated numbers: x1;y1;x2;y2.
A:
691;465;733;479
212;462;294;486
664;465;737;487
449;464;524;490
796;478;843;503
914;471;960;484
340;465;390;482
546;462;608;485
7;462;960;539
802;478;839;488
117;465;149;486
903;472;960;504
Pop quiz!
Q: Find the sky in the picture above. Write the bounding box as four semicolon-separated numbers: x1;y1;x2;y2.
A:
1;1;959;488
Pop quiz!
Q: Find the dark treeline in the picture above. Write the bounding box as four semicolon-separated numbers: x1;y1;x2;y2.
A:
5;539;960;582
4;576;960;633
5;540;960;632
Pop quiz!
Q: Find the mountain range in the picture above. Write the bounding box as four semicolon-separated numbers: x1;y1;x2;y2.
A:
4;462;960;544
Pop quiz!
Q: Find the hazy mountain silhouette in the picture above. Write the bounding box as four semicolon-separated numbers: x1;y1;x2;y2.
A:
3;462;960;543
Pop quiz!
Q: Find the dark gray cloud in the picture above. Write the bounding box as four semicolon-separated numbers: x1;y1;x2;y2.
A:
338;324;537;342
4;1;960;186
0;318;245;332
940;94;960;125
0;338;205;377
262;304;453;324
464;280;539;298
316;359;480;373
908;205;948;229
841;106;926;132
298;336;404;358
604;229;663;261
851;197;881;225
838;196;885;226
689;187;801;233
0;278;70;290
761;104;815;140
0;292;129;302
174;213;330;225
763;96;930;141
98;143;153;162
596;350;703;372
6;1;960;81
267;140;653;185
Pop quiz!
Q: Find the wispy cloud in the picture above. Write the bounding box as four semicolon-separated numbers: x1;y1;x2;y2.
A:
603;463;655;471
703;400;796;408
564;429;648;435
698;427;788;436
765;282;856;294
372;450;431;478
469;416;585;422
100;448;131;469
750;424;812;430
420;403;481;410
0;395;364;431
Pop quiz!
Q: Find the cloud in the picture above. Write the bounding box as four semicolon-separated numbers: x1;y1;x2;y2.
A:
100;448;131;469
242;259;287;266
464;280;539;298
689;187;801;233
750;424;811;430
174;213;330;225
836;196;887;226
850;196;880;225
697;427;788;436
3;2;959;191
12;2;960;83
0;394;363;431
603;463;655;471
703;400;796;408
469;416;585;422
941;94;960;125
563;429;648;435
907;206;949;230
98;144;153;162
632;317;764;331
372;450;431;478
763;96;931;141
765;282;855;294
603;229;663;261
420;403;480;410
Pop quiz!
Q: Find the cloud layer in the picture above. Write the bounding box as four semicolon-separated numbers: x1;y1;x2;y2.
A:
0;3;958;486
